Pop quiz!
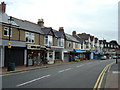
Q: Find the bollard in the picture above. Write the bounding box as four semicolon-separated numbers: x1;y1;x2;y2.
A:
116;58;118;64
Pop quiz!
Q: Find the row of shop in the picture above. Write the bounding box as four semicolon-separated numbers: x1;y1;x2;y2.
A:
0;41;89;67
0;40;118;67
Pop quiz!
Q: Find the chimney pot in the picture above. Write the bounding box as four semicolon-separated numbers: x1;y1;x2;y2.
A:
59;27;64;32
38;18;44;27
1;2;6;13
72;31;76;36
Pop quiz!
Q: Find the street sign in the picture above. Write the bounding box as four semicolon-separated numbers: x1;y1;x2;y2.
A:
8;41;12;48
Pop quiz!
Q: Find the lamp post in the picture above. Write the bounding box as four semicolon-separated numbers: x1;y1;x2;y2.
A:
7;16;14;71
116;52;118;64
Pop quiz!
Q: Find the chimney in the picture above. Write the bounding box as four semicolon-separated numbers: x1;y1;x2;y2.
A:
1;2;6;13
59;27;64;32
72;31;76;36
37;19;44;27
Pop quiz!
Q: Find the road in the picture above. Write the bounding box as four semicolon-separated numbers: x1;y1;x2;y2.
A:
2;59;115;88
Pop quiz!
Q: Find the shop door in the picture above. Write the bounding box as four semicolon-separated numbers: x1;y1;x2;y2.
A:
4;47;24;67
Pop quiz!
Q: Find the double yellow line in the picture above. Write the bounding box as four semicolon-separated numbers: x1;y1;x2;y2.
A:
93;62;115;90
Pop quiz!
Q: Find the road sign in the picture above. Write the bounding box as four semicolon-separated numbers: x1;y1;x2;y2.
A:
8;41;12;48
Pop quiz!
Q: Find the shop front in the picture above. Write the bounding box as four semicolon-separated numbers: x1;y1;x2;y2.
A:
2;39;26;67
26;44;47;66
72;49;86;61
51;46;64;63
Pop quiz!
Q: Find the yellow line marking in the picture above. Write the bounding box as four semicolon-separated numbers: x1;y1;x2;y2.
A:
93;62;115;90
1;71;29;77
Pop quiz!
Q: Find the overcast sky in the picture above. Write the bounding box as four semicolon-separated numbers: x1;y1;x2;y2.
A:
3;0;119;42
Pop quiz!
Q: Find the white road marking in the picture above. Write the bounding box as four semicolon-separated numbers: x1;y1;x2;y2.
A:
17;74;51;87
112;71;120;74
58;68;72;73
64;68;72;71
58;70;65;73
76;65;83;68
108;65;111;72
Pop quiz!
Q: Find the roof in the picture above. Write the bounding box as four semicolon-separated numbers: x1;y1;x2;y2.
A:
13;17;44;34
90;36;94;41
54;31;65;38
95;38;98;43
0;10;18;26
41;28;51;34
77;33;90;40
65;34;79;43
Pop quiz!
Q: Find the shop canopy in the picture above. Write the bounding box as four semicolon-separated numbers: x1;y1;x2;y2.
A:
74;49;84;52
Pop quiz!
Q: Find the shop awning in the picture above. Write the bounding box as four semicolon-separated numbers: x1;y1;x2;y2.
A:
74;49;84;52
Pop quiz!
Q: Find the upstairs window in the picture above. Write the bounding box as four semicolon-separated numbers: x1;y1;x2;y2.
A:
25;32;35;43
68;41;72;48
4;27;12;37
58;38;64;47
44;35;52;46
75;43;78;48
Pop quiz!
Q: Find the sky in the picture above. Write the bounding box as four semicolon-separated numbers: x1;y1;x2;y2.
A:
2;0;119;42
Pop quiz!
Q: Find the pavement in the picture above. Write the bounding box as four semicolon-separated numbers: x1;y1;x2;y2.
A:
105;60;120;89
0;61;78;75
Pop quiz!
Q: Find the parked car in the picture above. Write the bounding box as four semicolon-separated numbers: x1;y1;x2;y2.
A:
112;56;118;59
100;56;107;60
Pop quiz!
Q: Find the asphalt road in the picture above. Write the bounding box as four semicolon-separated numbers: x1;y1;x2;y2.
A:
2;59;115;88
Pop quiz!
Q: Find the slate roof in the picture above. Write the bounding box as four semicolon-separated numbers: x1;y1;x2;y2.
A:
90;36;94;41
13;17;44;34
41;28;52;34
65;34;79;43
0;9;18;26
54;31;65;38
99;40;103;44
95;38;98;43
77;33;90;40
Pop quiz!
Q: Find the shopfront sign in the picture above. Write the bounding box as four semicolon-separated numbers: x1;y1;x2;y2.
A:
27;44;41;50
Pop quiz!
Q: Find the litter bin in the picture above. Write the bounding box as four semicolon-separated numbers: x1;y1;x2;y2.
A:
8;62;15;71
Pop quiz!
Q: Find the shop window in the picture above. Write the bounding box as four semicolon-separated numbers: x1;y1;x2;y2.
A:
4;27;12;37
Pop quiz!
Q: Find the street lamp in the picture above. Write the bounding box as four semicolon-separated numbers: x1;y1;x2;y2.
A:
7;16;14;71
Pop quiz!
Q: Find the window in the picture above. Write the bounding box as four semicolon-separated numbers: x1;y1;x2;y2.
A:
75;43;78;48
68;41;72;48
4;27;12;37
44;35;52;46
58;38;64;47
25;32;35;43
81;45;83;49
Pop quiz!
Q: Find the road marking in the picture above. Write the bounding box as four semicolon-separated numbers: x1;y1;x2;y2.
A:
64;68;72;71
76;65;83;68
93;62;115;90
0;71;29;77
58;68;72;73
58;70;65;73
112;71;120;74
108;65;111;72
17;74;51;87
